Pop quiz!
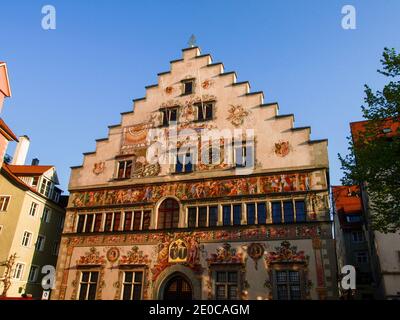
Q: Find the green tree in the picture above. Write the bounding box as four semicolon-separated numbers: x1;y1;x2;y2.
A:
339;48;400;233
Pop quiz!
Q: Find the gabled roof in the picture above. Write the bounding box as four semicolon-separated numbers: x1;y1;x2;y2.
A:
0;118;18;141
7;164;53;176
1;163;64;207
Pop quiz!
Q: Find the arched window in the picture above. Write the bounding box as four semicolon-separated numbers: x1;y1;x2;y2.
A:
157;198;180;229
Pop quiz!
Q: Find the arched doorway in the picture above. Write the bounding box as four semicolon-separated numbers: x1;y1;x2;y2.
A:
163;274;193;300
157;198;180;229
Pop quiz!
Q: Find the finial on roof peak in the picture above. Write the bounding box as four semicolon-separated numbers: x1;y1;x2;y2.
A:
188;34;197;48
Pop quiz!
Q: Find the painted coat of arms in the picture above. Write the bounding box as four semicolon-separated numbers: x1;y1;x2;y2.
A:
274;141;290;157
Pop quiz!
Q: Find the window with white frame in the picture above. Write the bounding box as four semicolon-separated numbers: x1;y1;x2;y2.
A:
29;202;39;217
42;207;51;223
122;271;144;300
351;230;365;243
31;176;39;188
78;271;99;300
28;265;39;283
35;235;46;251
39;178;52;197
0;195;11;211
21;231;32;247
215;270;239;300
13;263;25;280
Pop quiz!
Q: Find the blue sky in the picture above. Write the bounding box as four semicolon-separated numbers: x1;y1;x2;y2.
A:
1;0;399;193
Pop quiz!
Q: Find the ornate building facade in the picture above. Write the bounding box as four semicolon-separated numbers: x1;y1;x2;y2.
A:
53;46;337;300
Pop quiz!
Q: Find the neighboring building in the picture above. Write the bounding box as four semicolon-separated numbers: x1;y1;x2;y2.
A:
0;61;17;168
349;119;400;300
53;46;337;300
332;185;374;299
0;137;67;298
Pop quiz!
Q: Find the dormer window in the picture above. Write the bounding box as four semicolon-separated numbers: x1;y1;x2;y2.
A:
197;102;213;121
117;160;132;179
182;79;194;95
161;108;178;126
39;178;51;197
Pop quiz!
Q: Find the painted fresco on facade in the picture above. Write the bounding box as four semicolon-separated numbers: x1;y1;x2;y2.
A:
71;172;313;208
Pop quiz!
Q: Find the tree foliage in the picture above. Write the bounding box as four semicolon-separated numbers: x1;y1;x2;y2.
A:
339;48;400;233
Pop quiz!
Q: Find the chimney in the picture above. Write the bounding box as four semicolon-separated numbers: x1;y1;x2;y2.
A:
12;135;30;165
31;158;39;166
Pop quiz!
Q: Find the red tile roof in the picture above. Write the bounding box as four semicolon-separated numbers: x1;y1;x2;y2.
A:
7;164;53;176
350;118;400;143
0;118;17;141
332;185;363;214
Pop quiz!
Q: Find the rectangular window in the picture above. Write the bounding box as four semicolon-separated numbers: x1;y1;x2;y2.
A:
105;213;113;231
272;202;282;224
13;263;24;280
21;231;32;247
142;211;151;230
122;271;143;300
161;108;178;126
234;143;254;168
198;207;207;227
215;271;238;300
246;203;256;225
85;214;94;233
42;207;51;223
39;178;51;197
223;205;231;226
52;241;60;256
276;270;301;300
183;80;193;95
257;203;267;224
93;214;102;232
233;205;242;226
29;202;38;217
35;235;46;251
197;102;213;121
188;207;197;228
283;201;294;223
176;152;194;173
77;215;85;233
113;212;121;231
78;271;99;300
209;206;218;227
0;196;11;211
295;201;306;222
28;265;39;283
124;211;132;231
346;215;363;223
352;231;365;243
356;251;369;264
32;176;39;187
117;160;132;179
133;211;142;230
58;215;65;230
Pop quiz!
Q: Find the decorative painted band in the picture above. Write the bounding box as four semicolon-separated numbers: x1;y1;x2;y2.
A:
70;172;316;208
